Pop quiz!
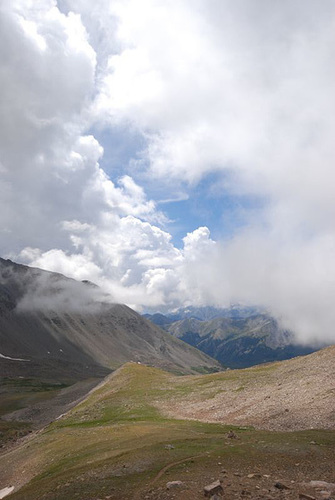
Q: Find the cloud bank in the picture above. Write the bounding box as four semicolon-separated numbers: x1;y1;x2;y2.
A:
1;1;335;344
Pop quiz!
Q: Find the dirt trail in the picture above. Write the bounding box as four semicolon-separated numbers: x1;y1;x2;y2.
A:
133;453;207;500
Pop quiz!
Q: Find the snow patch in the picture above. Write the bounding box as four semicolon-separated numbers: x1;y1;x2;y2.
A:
0;353;29;362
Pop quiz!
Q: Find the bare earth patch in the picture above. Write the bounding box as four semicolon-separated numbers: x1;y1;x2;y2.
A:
156;346;335;431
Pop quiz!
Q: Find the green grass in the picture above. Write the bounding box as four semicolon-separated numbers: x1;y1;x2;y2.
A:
0;378;68;417
0;377;70;447
190;365;221;374
0;420;31;446
1;363;334;500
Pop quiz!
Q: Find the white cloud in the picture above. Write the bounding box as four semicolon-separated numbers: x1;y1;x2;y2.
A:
89;0;335;343
22;214;185;309
1;1;335;345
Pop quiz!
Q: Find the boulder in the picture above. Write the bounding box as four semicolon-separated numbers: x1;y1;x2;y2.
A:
274;481;291;490
226;430;238;439
309;481;335;491
166;480;184;490
204;480;223;497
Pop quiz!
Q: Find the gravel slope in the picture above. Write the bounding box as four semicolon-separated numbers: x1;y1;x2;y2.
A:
157;345;335;430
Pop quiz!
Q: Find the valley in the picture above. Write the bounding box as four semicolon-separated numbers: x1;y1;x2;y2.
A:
145;309;320;368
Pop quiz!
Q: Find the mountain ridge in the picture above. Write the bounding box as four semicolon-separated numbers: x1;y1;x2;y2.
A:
145;308;320;368
0;258;221;379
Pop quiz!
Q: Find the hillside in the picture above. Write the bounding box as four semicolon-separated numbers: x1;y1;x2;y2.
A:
157;344;335;431
0;348;334;499
0;258;221;380
146;310;318;368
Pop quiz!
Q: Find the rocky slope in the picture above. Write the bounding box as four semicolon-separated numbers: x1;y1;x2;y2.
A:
0;258;220;380
157;345;335;431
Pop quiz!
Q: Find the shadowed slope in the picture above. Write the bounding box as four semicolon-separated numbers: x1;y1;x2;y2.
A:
0;258;221;379
150;312;320;368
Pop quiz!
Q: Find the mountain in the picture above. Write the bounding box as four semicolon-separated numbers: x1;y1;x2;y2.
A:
0;258;221;380
144;304;262;323
180;304;263;321
145;308;319;368
1;347;334;500
142;312;174;326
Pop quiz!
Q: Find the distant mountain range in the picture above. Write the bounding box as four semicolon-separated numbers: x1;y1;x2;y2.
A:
145;304;264;322
144;306;320;368
0;258;220;381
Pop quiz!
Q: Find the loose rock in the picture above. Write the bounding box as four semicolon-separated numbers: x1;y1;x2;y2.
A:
274;482;291;490
227;430;238;439
164;444;175;450
204;480;224;497
166;481;184;490
308;481;335;491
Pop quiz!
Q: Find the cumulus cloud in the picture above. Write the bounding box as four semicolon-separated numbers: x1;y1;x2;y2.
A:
91;0;335;343
1;1;335;344
95;0;335;183
22;215;185;310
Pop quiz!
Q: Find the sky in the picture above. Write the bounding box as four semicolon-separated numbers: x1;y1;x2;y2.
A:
1;0;335;344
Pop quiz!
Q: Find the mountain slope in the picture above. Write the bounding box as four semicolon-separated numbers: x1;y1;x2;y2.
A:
147;310;318;368
0;258;220;379
55;344;335;432
157;344;335;431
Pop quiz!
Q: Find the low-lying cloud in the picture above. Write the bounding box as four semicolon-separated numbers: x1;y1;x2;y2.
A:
0;260;111;313
16;273;111;314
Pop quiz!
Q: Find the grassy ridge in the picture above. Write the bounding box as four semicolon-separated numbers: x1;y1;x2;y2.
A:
1;363;335;500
